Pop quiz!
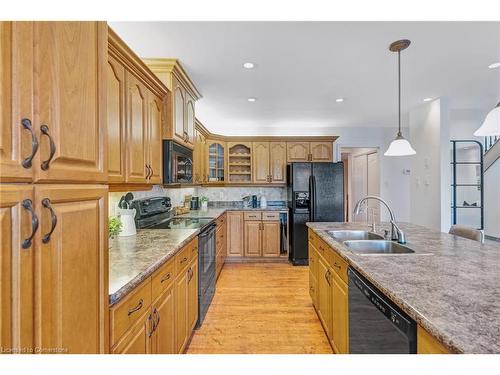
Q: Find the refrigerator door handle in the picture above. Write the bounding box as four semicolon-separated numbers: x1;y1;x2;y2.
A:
309;175;315;222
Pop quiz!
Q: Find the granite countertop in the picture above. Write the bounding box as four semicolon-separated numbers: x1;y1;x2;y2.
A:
306;221;500;354
109;207;287;306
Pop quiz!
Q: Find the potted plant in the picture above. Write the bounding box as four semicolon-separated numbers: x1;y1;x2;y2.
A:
108;216;123;248
200;196;209;210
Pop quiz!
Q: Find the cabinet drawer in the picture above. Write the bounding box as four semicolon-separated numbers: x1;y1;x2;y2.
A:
151;258;176;301
330;251;348;284
175;244;191;275
262;212;280;221
110;279;152;346
244;212;262;220
190;238;199;259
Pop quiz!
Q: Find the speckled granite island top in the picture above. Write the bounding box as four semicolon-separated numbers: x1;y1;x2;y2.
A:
306;221;500;354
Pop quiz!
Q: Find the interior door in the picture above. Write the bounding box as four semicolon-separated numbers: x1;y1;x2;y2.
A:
352;154;368;222
367;152;380;223
34;184;108;353
148;93;163;184
269;142;286;183
33;21;107;183
126;73;148;183
0;185;34;352
107;56;126;183
244;221;262;257
0;22;34;182
253;142;270;183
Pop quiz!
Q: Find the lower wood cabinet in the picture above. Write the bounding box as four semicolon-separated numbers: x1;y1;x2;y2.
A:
216;214;227;280
308;230;349;354
227;212;244;257
417;325;451;354
110;238;198;354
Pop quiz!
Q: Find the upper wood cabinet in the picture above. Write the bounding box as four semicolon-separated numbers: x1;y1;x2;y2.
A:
228;142;252;183
207;140;226;183
143;58;202;150
253;142;286;184
310;142;333;162
287;142;310;162
0;185;34;352
287;141;333;162
33;22;108;183
0;22;33;183
107;28;168;186
193;127;207;184
34;184;108;353
1;21;108;184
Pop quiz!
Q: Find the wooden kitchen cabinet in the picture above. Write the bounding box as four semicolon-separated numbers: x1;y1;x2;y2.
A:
143;58;201;150
174;264;189;353
207;140;226;183
188;259;199;333
287;142;310;162
317;256;332;339
417;326;451;354
0;185;34;352
0;22;33;183
244;221;263;257
107;55;126;183
252;142;270;183
34;184;108;353
227;212;244;256
269;142;287;183
310;142;333;162
331;271;348;354
112;312;151;354
193;128;207;184
147;93;163;184
262;221;281;257
308;245;319;308
33;22;108;183
151;284;175;354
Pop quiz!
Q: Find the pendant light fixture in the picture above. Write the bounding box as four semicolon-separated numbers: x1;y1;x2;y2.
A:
384;39;416;156
473;102;500;136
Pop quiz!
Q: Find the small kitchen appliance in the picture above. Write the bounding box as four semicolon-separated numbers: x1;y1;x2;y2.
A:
190;196;200;210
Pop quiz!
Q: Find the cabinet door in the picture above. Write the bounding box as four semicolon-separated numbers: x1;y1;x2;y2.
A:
34;184;108;353
317;257;332;339
33;22;107;183
269;142;286;184
174;269;189;353
0;22;33;182
331;272;349;354
262;221;280;257
112;313;151;354
107;56;126;183
308;245;319;308
173;82;185;143
227;212;244;256
0;185;34;352
148;93;163;184
152;285;175;354
244;221;262;257
187;260;198;332
252;142;270;183
310;142;333;162
193;131;205;184
287;142;310;162
126;73;148;183
185;94;195;147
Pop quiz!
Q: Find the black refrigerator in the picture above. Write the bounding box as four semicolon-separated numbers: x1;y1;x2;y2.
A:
287;162;344;265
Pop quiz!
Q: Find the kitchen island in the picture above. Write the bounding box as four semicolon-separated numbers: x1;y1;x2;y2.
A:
307;221;500;354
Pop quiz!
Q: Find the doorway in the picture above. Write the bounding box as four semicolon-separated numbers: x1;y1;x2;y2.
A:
340;147;380;223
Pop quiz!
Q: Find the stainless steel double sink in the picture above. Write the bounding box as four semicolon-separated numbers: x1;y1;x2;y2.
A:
328;230;415;255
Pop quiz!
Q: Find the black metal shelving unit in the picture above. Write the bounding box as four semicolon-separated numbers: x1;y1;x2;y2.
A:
450;140;484;230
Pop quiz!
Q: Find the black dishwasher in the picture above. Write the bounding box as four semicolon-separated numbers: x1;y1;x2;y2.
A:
348;267;417;354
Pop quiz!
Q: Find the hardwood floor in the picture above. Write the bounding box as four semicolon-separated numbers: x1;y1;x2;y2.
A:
186;263;332;354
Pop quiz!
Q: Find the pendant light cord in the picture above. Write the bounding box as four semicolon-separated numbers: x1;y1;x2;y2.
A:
398;50;401;136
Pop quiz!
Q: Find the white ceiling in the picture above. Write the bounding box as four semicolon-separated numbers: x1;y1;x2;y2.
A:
109;21;500;135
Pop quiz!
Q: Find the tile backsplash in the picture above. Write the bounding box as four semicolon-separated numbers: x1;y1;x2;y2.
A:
108;185;286;217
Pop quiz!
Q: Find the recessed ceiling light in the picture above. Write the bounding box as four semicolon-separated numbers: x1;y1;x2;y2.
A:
247;97;257;102
488;62;500;69
243;62;255;69
423;97;433;102
335;98;344;103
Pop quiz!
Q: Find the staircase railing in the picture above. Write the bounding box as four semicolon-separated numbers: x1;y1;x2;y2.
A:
484;136;499;153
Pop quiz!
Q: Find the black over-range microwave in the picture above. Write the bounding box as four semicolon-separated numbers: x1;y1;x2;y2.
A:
163;140;193;184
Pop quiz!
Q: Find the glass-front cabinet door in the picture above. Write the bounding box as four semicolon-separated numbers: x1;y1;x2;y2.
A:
207;141;225;183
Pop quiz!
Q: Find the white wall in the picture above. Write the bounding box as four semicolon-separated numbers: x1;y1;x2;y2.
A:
335;127;411;222
409;99;450;232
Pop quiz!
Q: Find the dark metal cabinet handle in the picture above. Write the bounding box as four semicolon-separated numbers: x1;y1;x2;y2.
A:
40;125;56;170
127;298;144;316
22;199;38;249
149;165;154;179
21;119;39;168
41;198;57;244
188;267;193;282
147;313;154;337
333;262;341;270
325;270;331;286
160;272;171;283
145;164;152;179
